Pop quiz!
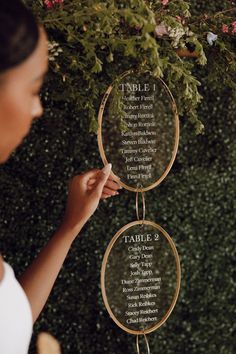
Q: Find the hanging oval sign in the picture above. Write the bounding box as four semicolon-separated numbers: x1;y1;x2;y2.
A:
101;220;181;335
98;70;179;192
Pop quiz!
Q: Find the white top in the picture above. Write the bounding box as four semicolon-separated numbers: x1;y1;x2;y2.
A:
0;262;33;354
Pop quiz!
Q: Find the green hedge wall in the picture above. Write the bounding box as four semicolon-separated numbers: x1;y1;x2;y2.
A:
0;1;235;353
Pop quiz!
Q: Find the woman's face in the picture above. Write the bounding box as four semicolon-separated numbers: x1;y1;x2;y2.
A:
0;28;48;163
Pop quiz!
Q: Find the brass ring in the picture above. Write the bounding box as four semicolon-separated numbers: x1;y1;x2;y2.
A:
136;334;151;354
135;190;146;223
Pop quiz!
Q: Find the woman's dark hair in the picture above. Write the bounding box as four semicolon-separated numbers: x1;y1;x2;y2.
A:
0;0;39;73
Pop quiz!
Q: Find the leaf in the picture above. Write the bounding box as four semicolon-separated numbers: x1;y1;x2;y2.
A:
91;57;103;73
107;52;114;63
89;117;99;133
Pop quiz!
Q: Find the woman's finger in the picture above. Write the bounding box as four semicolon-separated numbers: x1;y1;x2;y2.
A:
105;179;122;191
87;174;115;187
91;190;115;198
88;176;122;190
87;173;121;184
101;193;111;199
88;183;121;193
76;169;100;188
102;186;119;196
108;174;122;186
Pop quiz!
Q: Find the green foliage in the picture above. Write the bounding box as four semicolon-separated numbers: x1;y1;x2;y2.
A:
24;0;236;134
1;77;235;354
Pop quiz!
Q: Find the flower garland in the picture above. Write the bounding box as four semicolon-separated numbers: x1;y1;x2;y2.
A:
27;0;235;134
44;0;63;8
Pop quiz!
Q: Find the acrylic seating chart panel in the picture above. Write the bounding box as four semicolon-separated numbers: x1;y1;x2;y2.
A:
98;70;179;192
98;70;180;353
101;221;180;335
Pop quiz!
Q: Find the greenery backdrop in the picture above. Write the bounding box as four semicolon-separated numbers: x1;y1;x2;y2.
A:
0;0;235;353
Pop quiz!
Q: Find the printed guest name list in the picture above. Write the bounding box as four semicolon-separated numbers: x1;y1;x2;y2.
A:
118;82;158;184
119;231;162;327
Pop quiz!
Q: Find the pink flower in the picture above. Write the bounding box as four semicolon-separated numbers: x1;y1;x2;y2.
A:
44;0;53;8
161;0;169;5
176;15;185;25
44;0;63;8
222;24;229;33
232;21;236;34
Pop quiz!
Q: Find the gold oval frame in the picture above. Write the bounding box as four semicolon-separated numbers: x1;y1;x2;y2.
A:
97;70;180;192
101;220;181;335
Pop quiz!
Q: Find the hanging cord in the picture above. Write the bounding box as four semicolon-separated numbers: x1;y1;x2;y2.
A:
135;188;146;224
136;333;151;354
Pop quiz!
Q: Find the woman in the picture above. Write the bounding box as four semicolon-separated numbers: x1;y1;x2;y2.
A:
0;1;120;353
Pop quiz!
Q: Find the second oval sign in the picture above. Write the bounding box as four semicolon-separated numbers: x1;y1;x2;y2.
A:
101;220;181;334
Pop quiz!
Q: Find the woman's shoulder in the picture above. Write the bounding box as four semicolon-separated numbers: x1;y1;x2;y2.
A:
0;254;4;281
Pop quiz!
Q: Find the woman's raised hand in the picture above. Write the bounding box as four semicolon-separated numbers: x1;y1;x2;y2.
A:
61;164;121;233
